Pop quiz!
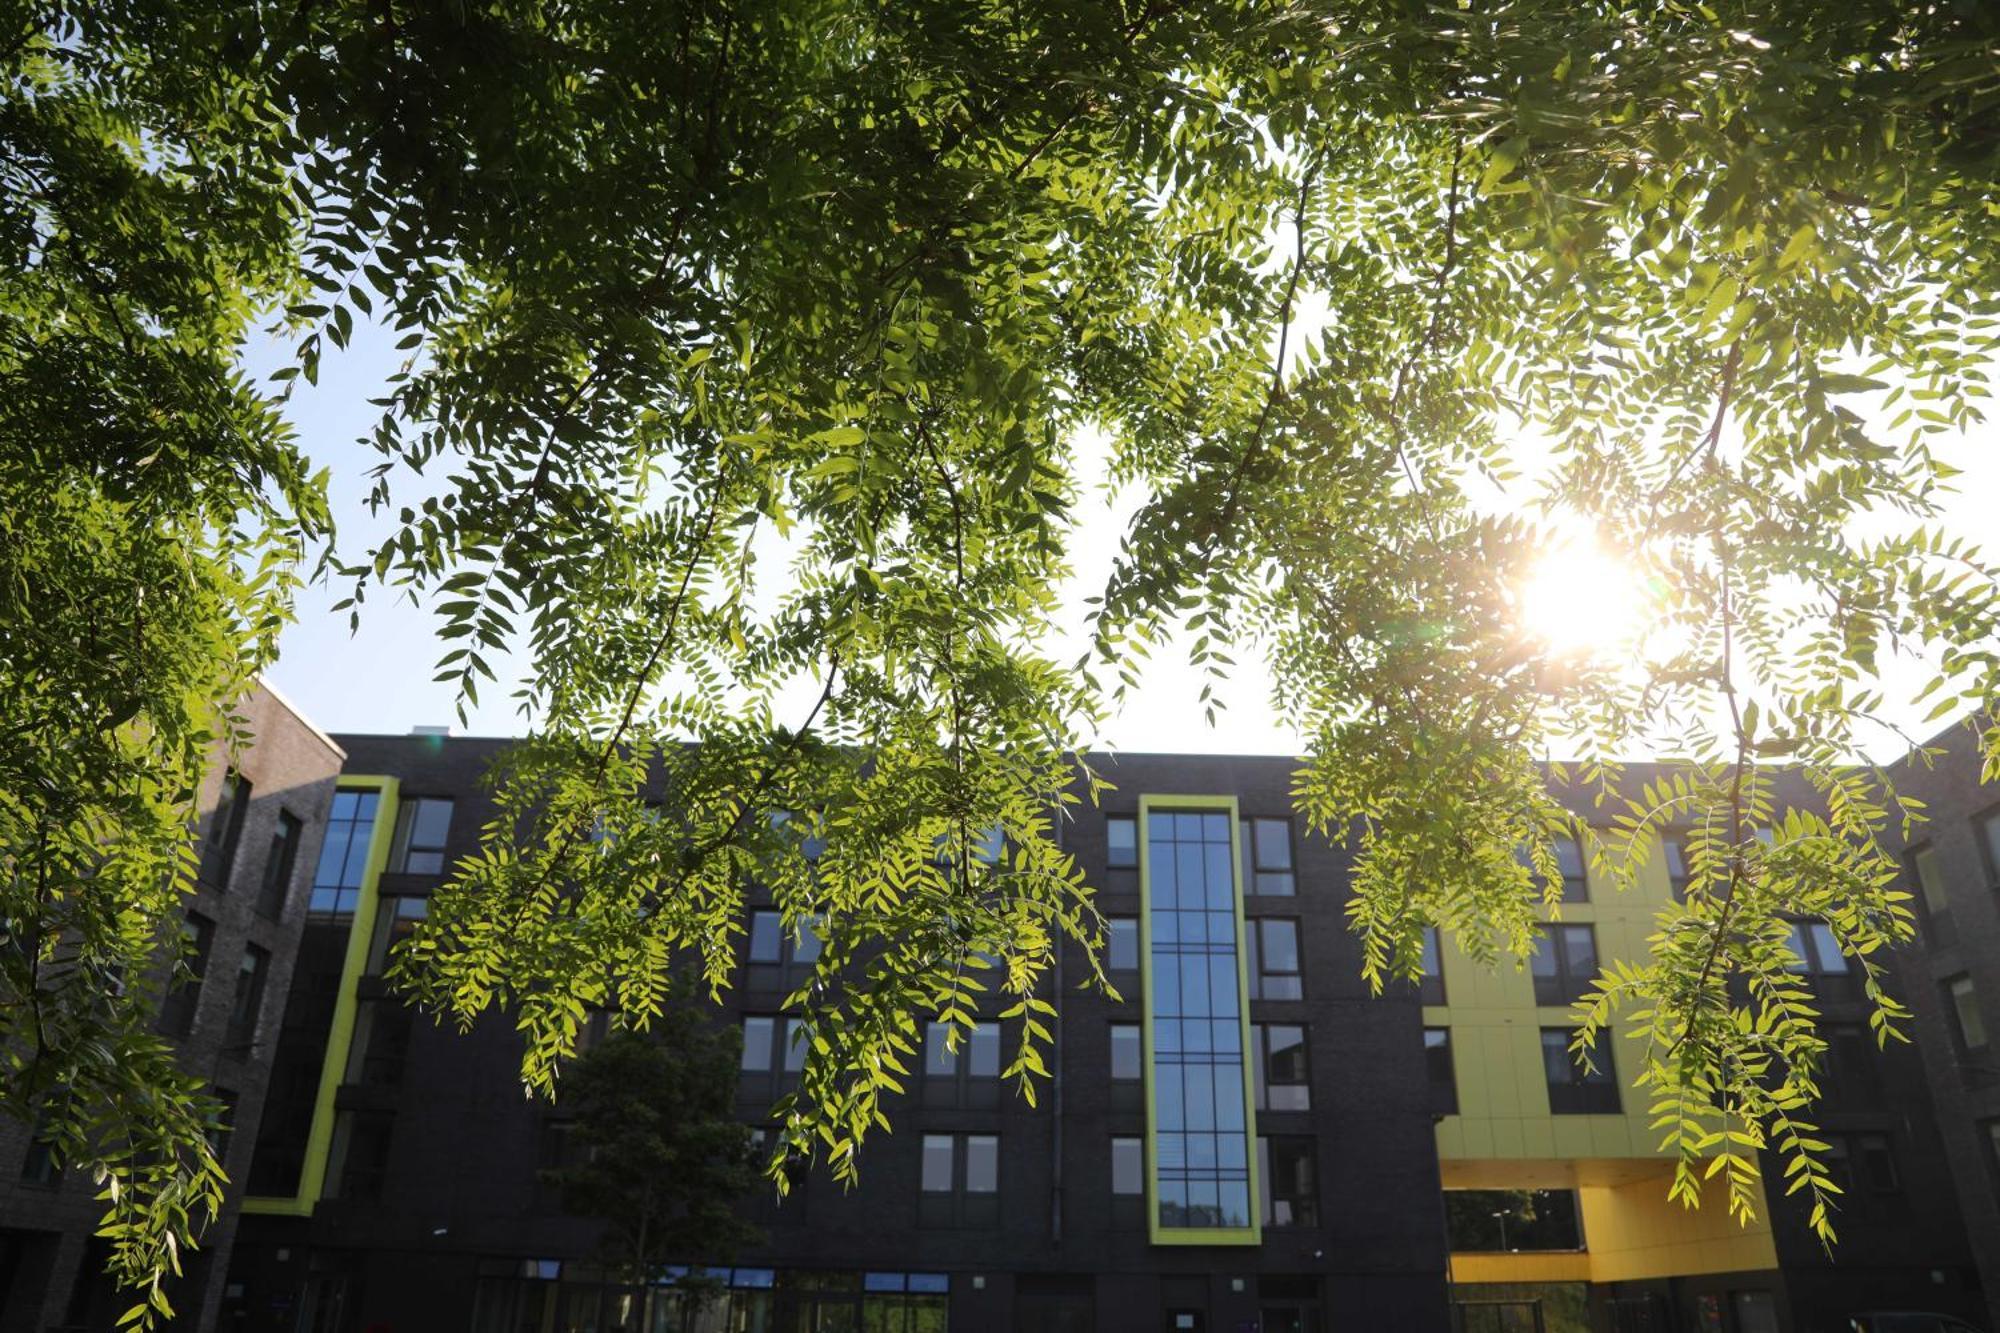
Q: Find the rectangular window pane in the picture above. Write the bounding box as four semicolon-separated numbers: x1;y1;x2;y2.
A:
1106;816;1138;869
1556;835;1588;902
783;1019;808;1072
741;1017;774;1072
1111;1137;1142;1195
1252;819;1293;871
199;772;252;888
1420;927;1446;1005
1425;1028;1457;1114
226;944;269;1047
1982;812;2000;882
1110;1024;1141;1081
964;1135;998;1194
390;797;454;875
968;1022;999;1078
920;1135;954;1193
257;811;303;919
1948;975;1989;1050
1108;917;1139;971
748;911;783;963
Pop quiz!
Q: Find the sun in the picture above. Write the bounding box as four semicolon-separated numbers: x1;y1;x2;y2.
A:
1518;538;1645;658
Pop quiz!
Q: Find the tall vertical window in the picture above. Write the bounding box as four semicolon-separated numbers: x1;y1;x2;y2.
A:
1242;818;1296;896
1785;920;1858;1000
1555;835;1588;903
308;789;382;917
328;1110;394;1200
1541;1028;1620;1114
158;913;215;1037
1107;916;1139;973
1530;925;1597;1007
198;771;252;889
1144;807;1254;1237
225;944;270;1048
1419;927;1446;1005
1111;1137;1145;1227
1105;815;1138;869
255;811;303;919
1258;1137;1319;1228
1979;810;2000;886
1247;918;1304;1001
1250;1024;1311;1112
1908;844;1953;945
739;1015;807;1104
1945;974;1989;1052
1663;834;1692;900
389;797;454;874
367;897;429;974
1424;1028;1458;1115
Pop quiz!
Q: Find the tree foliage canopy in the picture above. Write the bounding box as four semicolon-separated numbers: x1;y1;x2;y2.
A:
5;0;2000;1319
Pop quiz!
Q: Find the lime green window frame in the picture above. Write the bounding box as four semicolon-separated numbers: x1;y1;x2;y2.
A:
1139;793;1262;1245
241;775;399;1216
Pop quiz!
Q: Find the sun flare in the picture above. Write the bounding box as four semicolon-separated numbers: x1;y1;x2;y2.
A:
1518;540;1645;658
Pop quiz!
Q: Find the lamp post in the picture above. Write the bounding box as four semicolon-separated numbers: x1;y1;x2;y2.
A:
1492;1210;1510;1251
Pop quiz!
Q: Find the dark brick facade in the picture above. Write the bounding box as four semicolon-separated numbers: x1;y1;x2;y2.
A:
0;685;344;1332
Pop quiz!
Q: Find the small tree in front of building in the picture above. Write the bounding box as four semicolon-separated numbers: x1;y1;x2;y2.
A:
546;1010;761;1331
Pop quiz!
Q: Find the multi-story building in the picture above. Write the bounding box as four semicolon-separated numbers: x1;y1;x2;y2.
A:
5;706;1996;1332
211;732;1993;1333
0;683;345;1332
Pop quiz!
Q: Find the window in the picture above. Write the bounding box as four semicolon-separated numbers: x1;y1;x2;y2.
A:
366;896;428;974
328;1109;394;1200
1420;926;1446;1005
309;789;382;916
1111;1135;1145;1228
1851;1132;1899;1194
1107;916;1139;972
224;944;269;1049
389;796;454;874
1445;1189;1584;1251
1945;974;1988;1052
198;771;252;889
1144;808;1254;1235
1259;1137;1319;1229
1248;918;1304;1001
922;1020;1000;1109
1111;1136;1143;1196
1818;1023;1879;1107
256;810;304;919
739;1015;807;1103
860;1273;949;1332
1906;843;1953;945
1663;833;1691;899
745;909;822;989
1251;1024;1310;1111
1424;1028;1458;1115
1541;1027;1619;1114
918;1133;998;1227
1983;1119;2000;1201
1555;836;1588;902
347;999;416;1086
20;1113;60;1187
1981;809;2000;886
1109;1023;1142;1080
1242;817;1296;896
158;913;215;1038
1784;920;1858;1000
1106;815;1138;869
1530;924;1597;1008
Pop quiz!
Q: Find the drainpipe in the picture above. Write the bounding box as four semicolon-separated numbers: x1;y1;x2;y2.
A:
1051;780;1067;1248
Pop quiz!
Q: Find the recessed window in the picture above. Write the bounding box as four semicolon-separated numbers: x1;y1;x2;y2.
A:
256;810;304;920
1109;1023;1142;1081
918;1133;999;1228
1248;918;1304;1001
1663;833;1692;900
328;1110;394;1201
1419;927;1446;1006
1110;1134;1146;1227
367;896;428;974
1945;974;1988;1052
1251;1024;1311;1112
1530;924;1597;1007
347;999;416;1086
1541;1027;1619;1114
389;797;454;875
1242;818;1296;896
207;1088;239;1164
1818;1023;1879;1108
1784;920;1858;1000
1106;815;1138;869
1107;916;1139;972
158;913;215;1038
224;944;270;1049
1424;1028;1458;1115
1258;1136;1319;1229
923;1021;1001;1109
744;909;823;986
1908;844;1953;946
309;789;382;917
19;1113;60;1187
198;771;252;889
1555;835;1588;903
1979;810;2000;886
738;1015;808;1105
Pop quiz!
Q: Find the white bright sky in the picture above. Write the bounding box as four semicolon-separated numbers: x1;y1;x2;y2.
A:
260;315;2000;758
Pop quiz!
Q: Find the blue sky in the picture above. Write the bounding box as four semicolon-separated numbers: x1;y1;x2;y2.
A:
259;316;2000;758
